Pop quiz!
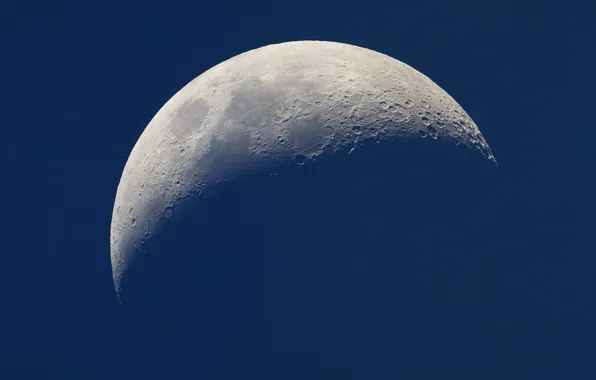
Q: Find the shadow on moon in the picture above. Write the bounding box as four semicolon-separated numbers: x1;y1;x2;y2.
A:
118;139;500;379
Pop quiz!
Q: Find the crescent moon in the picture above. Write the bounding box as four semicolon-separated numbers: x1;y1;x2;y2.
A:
110;40;496;296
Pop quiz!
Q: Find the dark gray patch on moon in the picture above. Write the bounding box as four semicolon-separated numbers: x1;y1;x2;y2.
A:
224;79;281;128
169;98;209;138
287;116;332;155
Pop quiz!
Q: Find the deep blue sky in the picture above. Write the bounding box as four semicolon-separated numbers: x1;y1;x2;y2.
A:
3;0;594;378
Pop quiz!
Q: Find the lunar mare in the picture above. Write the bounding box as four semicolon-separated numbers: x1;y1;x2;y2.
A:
110;40;496;295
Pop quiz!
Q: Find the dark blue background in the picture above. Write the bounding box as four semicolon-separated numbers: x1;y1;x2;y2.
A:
2;0;594;378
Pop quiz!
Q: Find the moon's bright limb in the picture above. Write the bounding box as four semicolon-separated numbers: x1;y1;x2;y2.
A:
110;40;496;296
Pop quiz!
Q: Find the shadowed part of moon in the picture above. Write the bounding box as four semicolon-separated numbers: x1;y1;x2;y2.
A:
110;40;499;377
118;139;498;377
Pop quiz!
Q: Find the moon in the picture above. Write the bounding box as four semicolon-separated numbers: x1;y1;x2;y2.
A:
110;40;496;298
